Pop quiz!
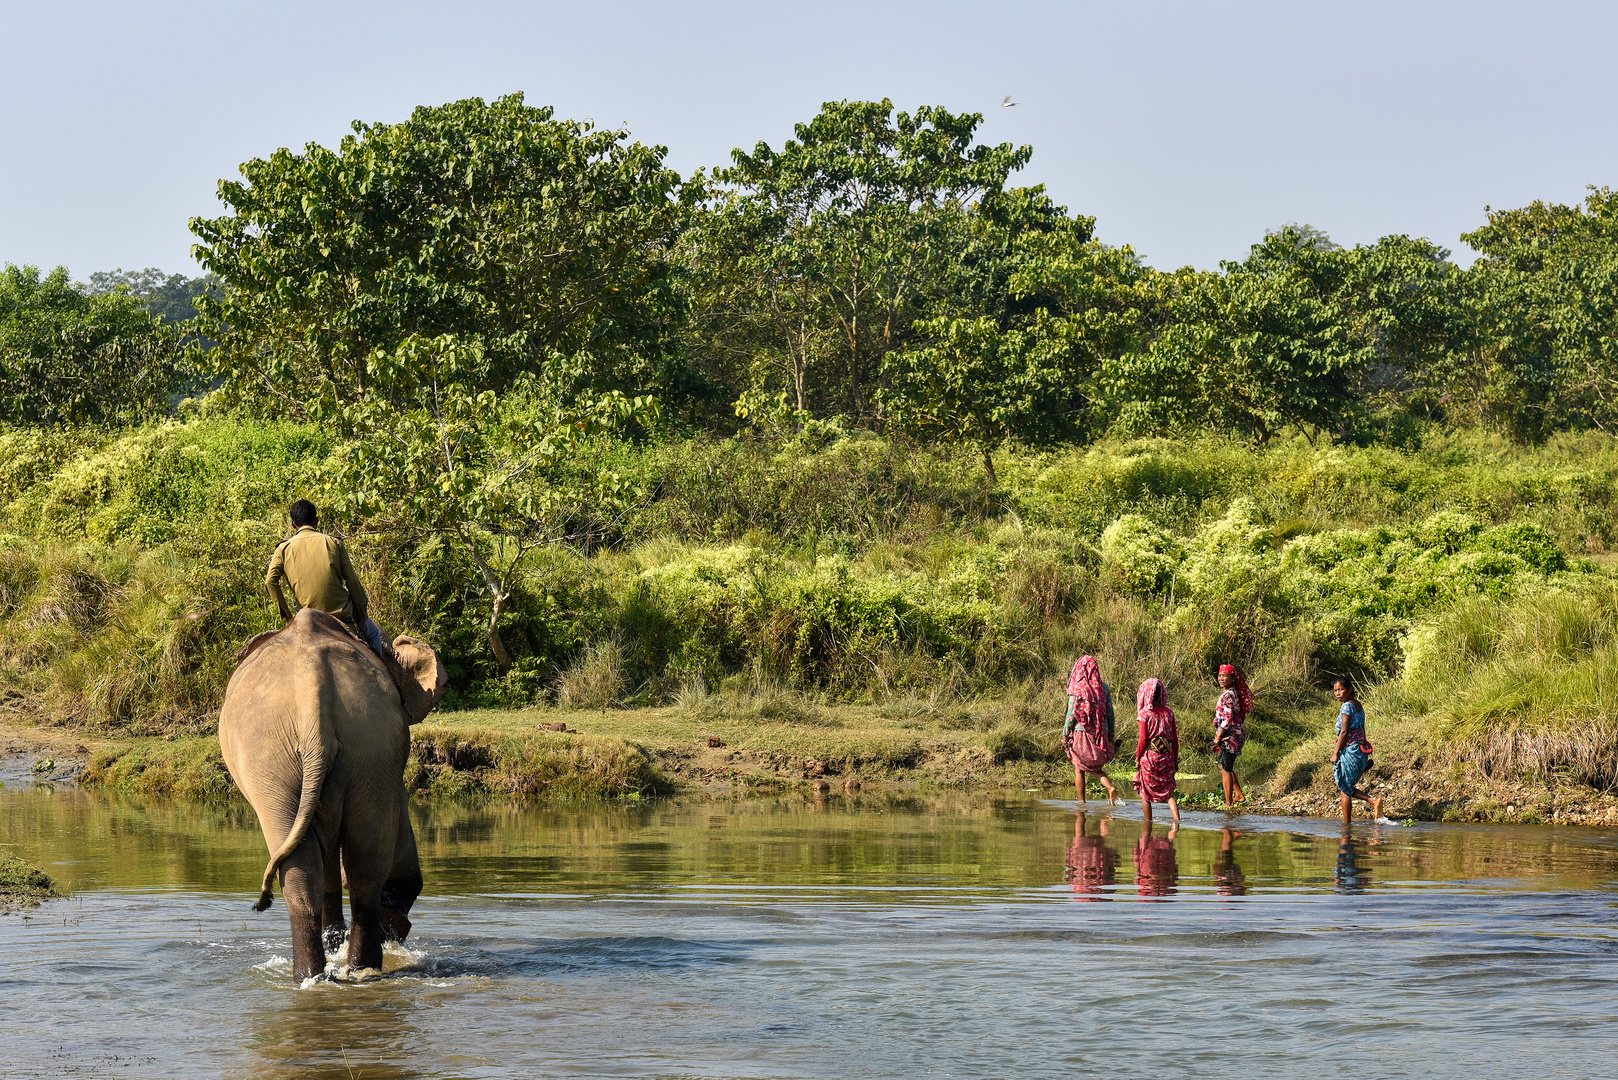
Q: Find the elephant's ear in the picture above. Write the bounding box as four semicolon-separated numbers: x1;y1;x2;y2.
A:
392;637;448;723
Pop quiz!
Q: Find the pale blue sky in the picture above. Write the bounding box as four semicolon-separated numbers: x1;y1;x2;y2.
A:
4;0;1615;278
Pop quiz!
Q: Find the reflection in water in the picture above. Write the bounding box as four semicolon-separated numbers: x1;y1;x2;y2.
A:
1214;828;1247;897
240;975;426;1080
1336;828;1371;894
1134;824;1179;898
5;788;1618;1077
1065;811;1117;900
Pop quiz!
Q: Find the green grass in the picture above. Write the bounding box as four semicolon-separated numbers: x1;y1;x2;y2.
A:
0;852;60;912
5;416;1618;808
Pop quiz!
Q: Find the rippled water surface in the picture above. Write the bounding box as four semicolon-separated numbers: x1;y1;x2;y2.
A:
4;784;1618;1078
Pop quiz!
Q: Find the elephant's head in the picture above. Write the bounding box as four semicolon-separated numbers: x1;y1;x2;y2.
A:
392;636;449;723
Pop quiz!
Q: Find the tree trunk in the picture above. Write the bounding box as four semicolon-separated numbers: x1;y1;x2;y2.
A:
982;446;998;486
462;530;515;671
487;594;514;670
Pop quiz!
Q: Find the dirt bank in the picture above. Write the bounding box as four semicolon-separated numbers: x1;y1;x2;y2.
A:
1239;751;1618;826
0;715;100;786
12;707;1618;826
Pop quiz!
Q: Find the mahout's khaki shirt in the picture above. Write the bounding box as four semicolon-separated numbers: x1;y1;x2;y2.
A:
265;526;368;621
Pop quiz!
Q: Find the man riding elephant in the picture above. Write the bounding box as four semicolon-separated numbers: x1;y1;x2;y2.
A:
266;499;394;662
222;607;445;979
229;498;449;978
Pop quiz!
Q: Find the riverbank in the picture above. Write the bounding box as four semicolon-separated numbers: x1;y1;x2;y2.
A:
0;852;59;913
9;700;1618;824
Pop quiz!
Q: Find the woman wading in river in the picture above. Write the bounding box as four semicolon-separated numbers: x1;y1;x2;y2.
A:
1063;655;1121;805
1210;664;1251;808
1331;676;1384;823
1132;678;1180;824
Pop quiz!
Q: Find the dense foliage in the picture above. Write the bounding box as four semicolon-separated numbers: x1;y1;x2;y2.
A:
0;265;189;425
1;421;1609;735
6;93;1618;786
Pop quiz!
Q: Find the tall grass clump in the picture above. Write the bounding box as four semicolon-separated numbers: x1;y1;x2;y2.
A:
1;416;1612;742
1405;582;1618;785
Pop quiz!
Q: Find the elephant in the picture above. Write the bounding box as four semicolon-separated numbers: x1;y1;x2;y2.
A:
220;607;446;980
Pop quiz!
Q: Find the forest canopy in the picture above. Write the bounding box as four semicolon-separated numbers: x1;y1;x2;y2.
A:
7;93;1615;454
5;93;1618;781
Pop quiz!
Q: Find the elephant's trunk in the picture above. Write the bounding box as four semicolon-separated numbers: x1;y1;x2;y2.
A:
254;650;336;912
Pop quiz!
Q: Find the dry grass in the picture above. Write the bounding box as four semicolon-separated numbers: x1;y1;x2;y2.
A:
556;635;628;710
1409;583;1618;784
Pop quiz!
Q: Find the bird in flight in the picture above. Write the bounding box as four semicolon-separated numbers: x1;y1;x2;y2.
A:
1002;95;1016;107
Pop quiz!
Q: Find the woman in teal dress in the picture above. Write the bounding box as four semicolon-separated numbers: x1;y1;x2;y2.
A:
1331;676;1384;823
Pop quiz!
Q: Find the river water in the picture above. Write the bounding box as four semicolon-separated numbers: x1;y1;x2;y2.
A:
3;782;1617;1078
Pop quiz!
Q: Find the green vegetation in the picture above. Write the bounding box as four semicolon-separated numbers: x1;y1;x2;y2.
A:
5;93;1618;810
2;416;1613;807
0;265;192;425
0;851;60;912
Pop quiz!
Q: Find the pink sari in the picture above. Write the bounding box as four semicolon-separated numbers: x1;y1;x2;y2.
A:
1132;678;1178;803
1134;834;1179;898
1066;832;1117;901
1063;656;1116;772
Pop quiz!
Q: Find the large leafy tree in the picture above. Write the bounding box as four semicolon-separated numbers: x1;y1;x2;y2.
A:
1108;228;1373;444
1459;187;1618;438
0;264;187;425
330;333;656;668
881;312;1081;483
881;189;1151;475
190;93;690;419
686;100;1031;424
1331;235;1468;424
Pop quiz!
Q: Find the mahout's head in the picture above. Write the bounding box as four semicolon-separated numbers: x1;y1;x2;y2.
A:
289;500;318;529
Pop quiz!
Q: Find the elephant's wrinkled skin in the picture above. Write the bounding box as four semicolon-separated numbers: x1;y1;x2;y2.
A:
220;608;444;980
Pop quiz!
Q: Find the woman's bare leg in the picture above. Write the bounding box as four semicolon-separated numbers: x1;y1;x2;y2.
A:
1340;792;1353;824
1074;763;1087;803
1086;770;1121;805
1232;770;1246;802
1349;788;1384;819
1220;769;1234;808
1141;794;1153;826
1168;796;1181;823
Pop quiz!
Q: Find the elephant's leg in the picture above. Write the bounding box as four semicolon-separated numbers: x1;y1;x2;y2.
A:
321;837;347;953
279;832;326;981
380;788;422;943
340;806;398;973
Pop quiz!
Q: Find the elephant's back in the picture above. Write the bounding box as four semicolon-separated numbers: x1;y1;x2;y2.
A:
219;618;405;789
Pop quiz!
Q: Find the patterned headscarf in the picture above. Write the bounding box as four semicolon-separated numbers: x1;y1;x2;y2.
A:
1218;664;1252;721
1136;677;1171;720
1065;655;1108;737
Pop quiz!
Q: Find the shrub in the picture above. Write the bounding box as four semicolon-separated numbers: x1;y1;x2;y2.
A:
1100;514;1181;598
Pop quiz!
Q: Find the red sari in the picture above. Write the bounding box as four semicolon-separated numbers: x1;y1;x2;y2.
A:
1063;656;1116;772
1134;834;1179;898
1132;678;1178;803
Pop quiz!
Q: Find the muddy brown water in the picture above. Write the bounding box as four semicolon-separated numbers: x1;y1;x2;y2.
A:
3;781;1617;1078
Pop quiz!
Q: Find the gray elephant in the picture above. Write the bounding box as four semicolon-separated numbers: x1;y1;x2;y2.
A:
220;607;446;980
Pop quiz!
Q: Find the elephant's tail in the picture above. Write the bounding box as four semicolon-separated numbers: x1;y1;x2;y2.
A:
254;648;335;912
